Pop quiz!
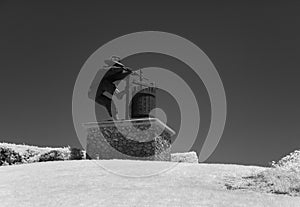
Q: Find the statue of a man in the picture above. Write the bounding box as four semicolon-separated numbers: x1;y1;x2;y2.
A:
88;57;132;119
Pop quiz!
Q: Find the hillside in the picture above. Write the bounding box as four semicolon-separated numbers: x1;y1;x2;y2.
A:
1;160;300;207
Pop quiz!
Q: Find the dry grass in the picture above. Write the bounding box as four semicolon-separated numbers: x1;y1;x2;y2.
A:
225;149;300;196
1;160;299;207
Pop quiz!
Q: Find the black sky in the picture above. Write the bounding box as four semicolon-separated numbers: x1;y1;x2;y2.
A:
0;1;300;166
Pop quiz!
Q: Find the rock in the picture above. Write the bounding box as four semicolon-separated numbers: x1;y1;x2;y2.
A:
171;151;199;163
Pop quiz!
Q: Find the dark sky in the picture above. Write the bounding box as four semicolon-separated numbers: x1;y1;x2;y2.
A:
1;1;300;166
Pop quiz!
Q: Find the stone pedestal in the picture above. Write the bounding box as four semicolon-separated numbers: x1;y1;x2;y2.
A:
83;118;175;161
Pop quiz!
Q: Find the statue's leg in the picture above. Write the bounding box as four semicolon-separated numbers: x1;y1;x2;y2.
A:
95;94;117;119
110;99;118;119
100;79;117;96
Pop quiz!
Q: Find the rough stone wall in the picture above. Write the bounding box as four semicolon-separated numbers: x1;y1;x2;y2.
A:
86;120;172;161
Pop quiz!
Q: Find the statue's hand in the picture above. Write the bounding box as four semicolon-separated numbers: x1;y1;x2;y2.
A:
124;67;132;73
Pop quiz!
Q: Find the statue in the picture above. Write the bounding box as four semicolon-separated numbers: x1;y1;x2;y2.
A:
88;56;156;120
85;56;175;161
88;56;132;119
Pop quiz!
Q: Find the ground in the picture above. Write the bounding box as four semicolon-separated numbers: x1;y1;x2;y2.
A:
1;160;299;207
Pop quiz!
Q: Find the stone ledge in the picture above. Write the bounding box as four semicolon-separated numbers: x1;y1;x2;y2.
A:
82;118;176;136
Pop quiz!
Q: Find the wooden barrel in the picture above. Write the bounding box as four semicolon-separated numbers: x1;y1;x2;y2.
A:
131;87;156;118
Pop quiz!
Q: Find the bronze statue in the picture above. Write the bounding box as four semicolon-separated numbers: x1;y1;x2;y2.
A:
88;57;132;119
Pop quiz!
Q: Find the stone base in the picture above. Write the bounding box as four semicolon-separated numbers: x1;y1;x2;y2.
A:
83;118;175;161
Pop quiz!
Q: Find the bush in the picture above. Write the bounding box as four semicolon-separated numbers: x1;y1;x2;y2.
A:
39;150;65;162
69;148;84;160
0;143;85;166
271;149;300;172
21;149;41;163
0;147;22;166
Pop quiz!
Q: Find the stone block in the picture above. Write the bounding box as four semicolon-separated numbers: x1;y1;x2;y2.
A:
171;151;199;163
83;118;175;161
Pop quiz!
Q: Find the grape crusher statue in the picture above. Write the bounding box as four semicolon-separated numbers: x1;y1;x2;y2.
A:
88;56;156;120
84;56;175;162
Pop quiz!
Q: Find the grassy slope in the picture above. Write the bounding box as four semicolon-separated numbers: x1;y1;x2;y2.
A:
1;160;299;207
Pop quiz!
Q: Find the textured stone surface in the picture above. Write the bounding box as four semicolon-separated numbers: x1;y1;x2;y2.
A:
171;151;199;163
84;118;175;161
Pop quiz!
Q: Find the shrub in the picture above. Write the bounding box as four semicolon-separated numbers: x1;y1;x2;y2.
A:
39;150;65;162
20;149;41;163
0;147;22;166
59;147;71;160
69;147;84;160
271;149;300;172
0;143;81;166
